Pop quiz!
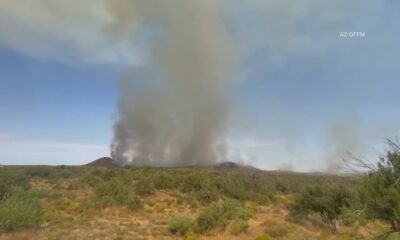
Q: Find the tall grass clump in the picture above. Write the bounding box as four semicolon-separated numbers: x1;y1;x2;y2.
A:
0;188;42;232
0;168;29;199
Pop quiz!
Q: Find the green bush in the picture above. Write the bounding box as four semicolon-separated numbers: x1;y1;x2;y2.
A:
217;176;253;201
255;191;275;206
255;233;275;240
289;183;353;233
185;232;198;240
182;172;212;193
194;199;251;233
0;188;43;232
0;168;29;199
358;142;400;233
229;219;249;234
195;208;218;233
85;175;103;187
153;172;181;190
223;198;252;220
193;188;218;205
275;181;288;194
24;166;54;178
135;178;155;196
23;166;77;179
264;222;289;238
340;207;368;227
168;216;193;235
93;177;140;210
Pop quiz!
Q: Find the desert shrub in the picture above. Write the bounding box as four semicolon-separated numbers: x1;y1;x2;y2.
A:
24;166;55;178
176;195;184;205
185;232;198;240
193;188;218;205
275;181;288;194
135;178;155;196
255;191;275;205
0;188;42;232
56;168;73;178
285;230;309;240
379;232;400;240
153;172;181;190
93;168;132;184
168;216;193;235
340;207;368;227
100;168;120;181
255;233;275;240
67;179;82;190
289;183;353;233
216;176;253;201
93;177;140;210
182;172;212;193
83;168;104;180
0;168;29;199
123;168;349;204
357;142;400;233
229;219;249;234
23;166;76;179
211;173;278;203
85;175;103;187
75;199;96;218
194;199;251;233
153;173;170;189
54;197;73;210
263;222;289;238
224;199;253;220
195;208;218;233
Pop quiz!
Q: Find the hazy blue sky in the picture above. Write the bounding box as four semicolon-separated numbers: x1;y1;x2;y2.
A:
0;1;399;171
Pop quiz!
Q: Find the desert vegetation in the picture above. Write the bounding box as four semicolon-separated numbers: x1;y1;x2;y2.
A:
0;143;399;239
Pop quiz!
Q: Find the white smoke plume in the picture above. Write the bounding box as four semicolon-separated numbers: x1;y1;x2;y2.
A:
109;0;235;166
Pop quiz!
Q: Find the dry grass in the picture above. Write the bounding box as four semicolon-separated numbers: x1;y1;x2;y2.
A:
0;169;388;240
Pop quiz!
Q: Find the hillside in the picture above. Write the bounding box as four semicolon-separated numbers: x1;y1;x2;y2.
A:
85;157;117;167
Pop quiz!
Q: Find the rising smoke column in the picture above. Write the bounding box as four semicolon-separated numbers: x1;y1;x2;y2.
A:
110;0;235;166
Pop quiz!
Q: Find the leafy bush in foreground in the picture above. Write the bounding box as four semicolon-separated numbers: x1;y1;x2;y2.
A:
168;216;193;235
0;168;29;199
229;219;249;234
289;183;353;233
194;199;251;233
0;188;42;232
358;142;400;233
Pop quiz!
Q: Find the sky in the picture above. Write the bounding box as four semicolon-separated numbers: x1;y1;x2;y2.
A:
0;1;399;171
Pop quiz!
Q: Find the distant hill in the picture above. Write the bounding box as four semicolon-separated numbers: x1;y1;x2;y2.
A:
85;157;117;167
84;158;258;170
213;161;259;171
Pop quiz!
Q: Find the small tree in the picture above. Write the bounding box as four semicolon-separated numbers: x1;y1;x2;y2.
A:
290;183;352;233
359;140;400;233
